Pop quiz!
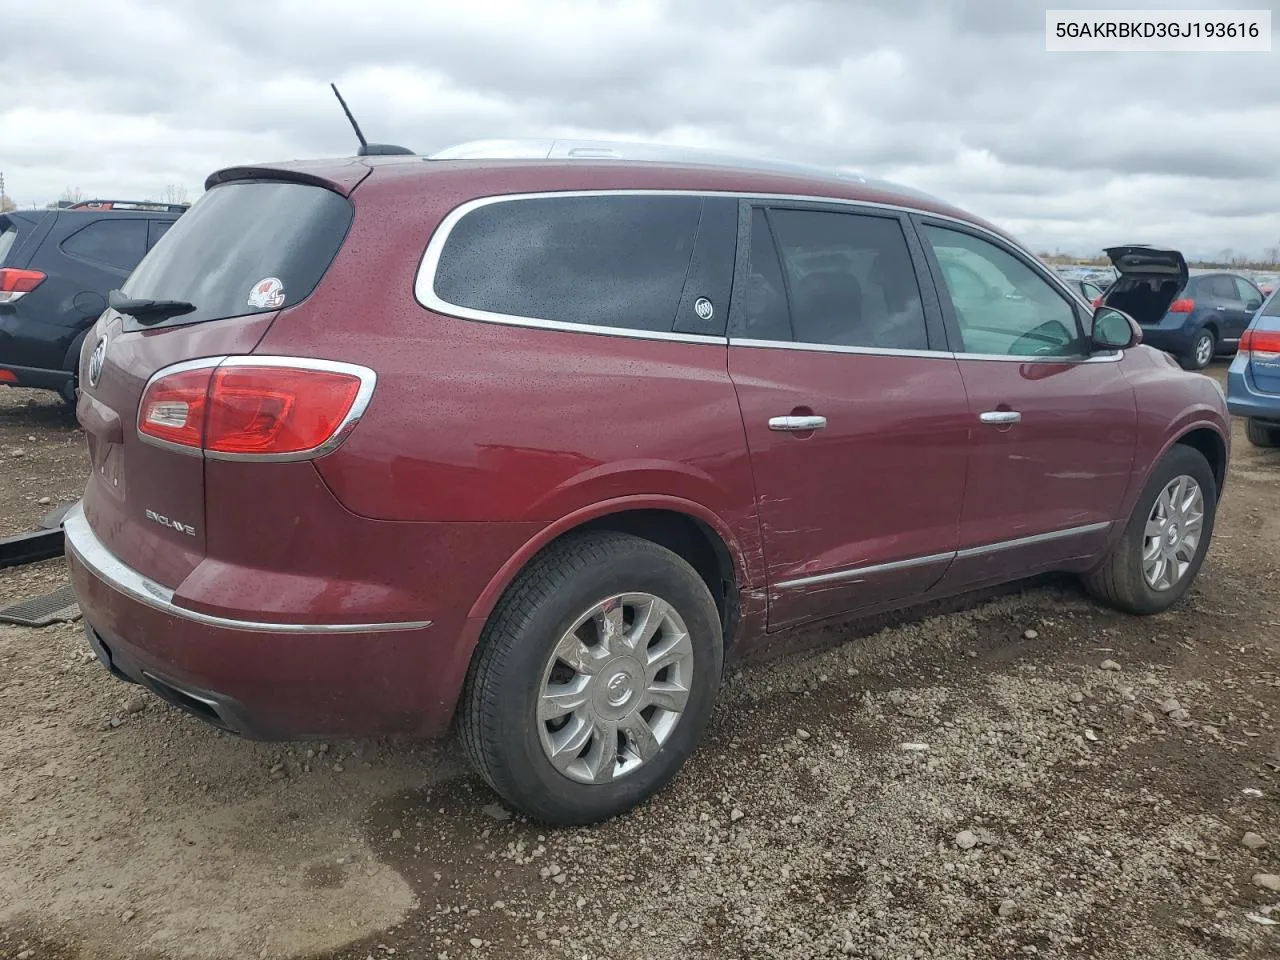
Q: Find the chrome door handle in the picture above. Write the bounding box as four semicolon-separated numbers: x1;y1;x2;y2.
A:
979;410;1021;425
769;415;827;432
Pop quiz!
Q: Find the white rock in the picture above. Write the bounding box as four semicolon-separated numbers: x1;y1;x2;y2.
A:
796;729;811;741
1023;629;1038;640
1242;832;1268;852
1253;873;1280;892
900;743;929;752
998;899;1016;918
955;830;979;850
1099;659;1121;672
1160;698;1182;715
730;808;744;822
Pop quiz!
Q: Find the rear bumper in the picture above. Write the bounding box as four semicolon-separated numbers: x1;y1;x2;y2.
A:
64;501;471;739
0;362;73;392
1225;357;1280;422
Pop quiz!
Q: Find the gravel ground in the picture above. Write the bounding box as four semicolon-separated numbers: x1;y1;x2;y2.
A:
0;367;1277;960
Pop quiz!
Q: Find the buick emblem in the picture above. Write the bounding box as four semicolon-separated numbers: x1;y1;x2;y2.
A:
694;297;714;321
88;338;107;388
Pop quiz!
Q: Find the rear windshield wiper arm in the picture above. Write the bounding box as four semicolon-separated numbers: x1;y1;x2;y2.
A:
108;290;196;325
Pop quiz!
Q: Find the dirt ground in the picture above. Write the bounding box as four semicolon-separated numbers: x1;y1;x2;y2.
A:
0;366;1276;960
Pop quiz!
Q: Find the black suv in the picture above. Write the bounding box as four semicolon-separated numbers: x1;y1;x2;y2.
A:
0;201;186;404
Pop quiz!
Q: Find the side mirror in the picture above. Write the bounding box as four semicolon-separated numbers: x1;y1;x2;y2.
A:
1091;306;1142;351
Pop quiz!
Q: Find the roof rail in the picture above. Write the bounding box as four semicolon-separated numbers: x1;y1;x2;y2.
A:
427;138;939;201
68;200;190;213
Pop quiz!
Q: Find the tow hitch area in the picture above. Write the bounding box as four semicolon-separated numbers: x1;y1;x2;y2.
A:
0;503;71;570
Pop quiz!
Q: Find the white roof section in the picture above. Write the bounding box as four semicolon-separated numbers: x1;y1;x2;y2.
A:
427;138;940;203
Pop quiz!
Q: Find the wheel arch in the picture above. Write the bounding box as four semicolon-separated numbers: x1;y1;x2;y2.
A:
466;496;750;651
1174;425;1227;494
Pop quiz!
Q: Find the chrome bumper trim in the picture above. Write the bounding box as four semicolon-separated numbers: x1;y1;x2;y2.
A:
63;501;432;634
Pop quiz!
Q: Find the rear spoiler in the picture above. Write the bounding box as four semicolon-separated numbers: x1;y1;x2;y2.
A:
205;162;373;197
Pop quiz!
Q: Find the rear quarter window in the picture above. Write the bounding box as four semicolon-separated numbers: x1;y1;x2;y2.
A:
60;218;148;272
429;195;703;333
120;181;353;329
1261;290;1280;318
0;224;17;266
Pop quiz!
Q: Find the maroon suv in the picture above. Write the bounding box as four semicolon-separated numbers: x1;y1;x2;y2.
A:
66;141;1229;824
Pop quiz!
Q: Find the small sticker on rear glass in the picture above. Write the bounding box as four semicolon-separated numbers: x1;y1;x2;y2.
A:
247;277;285;310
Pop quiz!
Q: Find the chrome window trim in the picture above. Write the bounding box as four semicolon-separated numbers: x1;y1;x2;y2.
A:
773;521;1112;591
413;189;1110;353
64;502;432;634
136;355;378;462
728;338;1123;364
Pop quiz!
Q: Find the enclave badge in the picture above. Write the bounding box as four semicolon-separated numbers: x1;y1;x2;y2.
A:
88;337;107;388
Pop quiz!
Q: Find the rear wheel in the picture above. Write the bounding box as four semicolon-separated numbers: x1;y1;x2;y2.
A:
1246;418;1280;448
1084;445;1216;614
459;531;723;825
1182;328;1216;370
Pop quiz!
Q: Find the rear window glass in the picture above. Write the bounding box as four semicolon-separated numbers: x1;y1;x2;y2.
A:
432;195;702;333
121;181;353;328
0;225;17;266
1261;291;1280;318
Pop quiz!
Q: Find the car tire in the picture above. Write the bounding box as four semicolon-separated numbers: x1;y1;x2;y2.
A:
1246;418;1280;447
1083;445;1217;615
459;531;724;826
1181;328;1216;370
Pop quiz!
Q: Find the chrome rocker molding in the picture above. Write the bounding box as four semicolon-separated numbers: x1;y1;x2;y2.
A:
774;521;1112;590
64;502;432;634
414;189;1117;363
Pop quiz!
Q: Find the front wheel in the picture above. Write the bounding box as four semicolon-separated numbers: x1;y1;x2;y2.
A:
1181;328;1216;370
1083;445;1217;614
459;531;723;825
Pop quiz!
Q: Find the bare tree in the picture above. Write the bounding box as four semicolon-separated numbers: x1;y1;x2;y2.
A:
160;184;189;205
0;195;14;214
60;186;84;204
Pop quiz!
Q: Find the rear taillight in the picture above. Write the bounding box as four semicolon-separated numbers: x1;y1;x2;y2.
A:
0;268;46;304
1240;328;1280;357
1169;298;1196;313
137;358;374;460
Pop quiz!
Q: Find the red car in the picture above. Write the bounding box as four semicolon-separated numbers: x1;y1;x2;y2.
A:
66;141;1229;824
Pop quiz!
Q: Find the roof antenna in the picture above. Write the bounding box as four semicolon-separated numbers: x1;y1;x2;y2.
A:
330;83;414;157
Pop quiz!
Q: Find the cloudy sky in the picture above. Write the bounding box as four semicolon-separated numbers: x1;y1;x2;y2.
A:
2;0;1277;259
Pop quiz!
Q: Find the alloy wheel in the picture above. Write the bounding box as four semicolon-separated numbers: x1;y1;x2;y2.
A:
536;593;694;784
1142;474;1204;591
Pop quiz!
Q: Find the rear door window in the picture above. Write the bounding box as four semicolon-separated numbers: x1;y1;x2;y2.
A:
743;206;929;350
431;195;702;333
60;218;147;272
120;181;353;329
1203;275;1239;301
